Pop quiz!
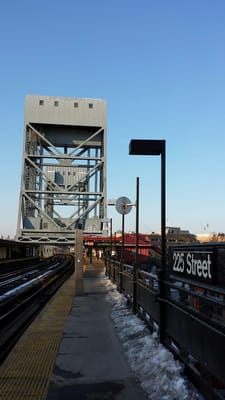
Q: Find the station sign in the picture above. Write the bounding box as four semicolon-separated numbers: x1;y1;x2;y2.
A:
169;246;215;284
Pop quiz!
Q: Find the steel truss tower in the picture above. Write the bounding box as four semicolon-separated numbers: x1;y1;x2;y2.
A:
17;95;107;244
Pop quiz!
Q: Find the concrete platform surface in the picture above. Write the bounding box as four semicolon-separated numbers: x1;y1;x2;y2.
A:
46;261;148;400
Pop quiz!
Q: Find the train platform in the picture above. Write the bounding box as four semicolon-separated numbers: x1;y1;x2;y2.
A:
0;258;148;400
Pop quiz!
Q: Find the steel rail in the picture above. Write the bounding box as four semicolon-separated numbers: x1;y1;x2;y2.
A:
0;255;74;364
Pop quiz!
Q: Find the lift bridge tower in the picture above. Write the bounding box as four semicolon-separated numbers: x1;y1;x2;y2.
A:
17;95;107;244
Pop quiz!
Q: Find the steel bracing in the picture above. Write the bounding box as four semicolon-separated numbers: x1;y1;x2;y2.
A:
17;96;107;244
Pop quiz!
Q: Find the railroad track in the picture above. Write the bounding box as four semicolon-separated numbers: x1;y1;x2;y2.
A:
0;255;74;363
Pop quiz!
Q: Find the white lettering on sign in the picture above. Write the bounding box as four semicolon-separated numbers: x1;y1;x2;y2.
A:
172;251;213;281
172;252;185;272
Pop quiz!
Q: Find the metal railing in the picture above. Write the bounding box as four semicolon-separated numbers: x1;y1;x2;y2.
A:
105;256;225;400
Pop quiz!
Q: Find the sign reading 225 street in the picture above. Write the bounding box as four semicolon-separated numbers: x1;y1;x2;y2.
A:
171;250;214;282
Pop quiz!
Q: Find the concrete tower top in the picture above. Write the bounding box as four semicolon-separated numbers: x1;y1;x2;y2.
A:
25;95;107;127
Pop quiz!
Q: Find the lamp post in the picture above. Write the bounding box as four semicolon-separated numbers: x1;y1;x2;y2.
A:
133;176;139;312
115;196;132;292
129;139;166;342
109;217;112;279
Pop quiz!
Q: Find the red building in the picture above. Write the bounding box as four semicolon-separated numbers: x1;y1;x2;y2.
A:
116;233;161;265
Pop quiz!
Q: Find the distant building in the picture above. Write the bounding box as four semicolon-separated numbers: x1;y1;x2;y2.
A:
166;226;190;235
150;226;197;246
196;233;211;242
196;233;225;243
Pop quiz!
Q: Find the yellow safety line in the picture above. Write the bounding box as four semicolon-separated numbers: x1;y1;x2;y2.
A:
0;273;75;400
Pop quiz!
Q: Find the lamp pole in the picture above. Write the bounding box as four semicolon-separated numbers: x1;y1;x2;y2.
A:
115;196;132;293
120;213;125;292
133;176;139;312
129;139;166;342
109;217;112;279
135;177;140;266
160;140;166;342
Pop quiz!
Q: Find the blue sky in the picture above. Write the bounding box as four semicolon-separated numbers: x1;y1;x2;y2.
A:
1;0;225;237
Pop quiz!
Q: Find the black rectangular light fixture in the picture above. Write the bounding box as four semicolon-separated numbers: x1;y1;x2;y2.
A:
129;139;165;156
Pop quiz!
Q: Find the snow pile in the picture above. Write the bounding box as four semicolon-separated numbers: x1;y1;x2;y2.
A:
104;277;203;400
